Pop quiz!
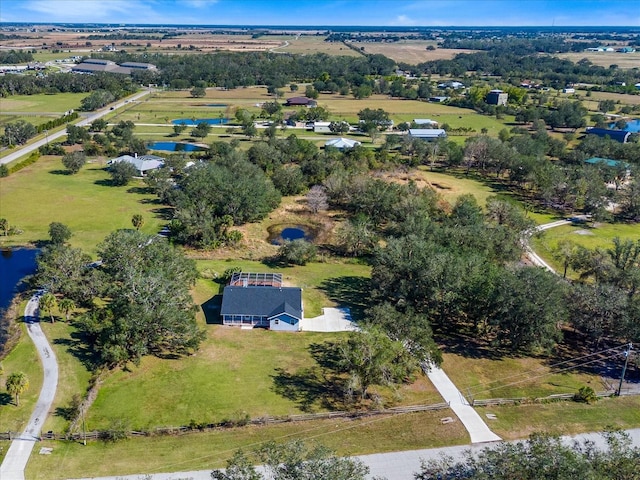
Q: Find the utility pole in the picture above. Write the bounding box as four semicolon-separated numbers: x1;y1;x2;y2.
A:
616;343;633;396
81;404;86;446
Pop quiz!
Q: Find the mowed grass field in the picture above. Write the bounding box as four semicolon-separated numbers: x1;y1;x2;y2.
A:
26;409;468;480
0;322;44;435
0;155;167;255
0;92;86;113
556;51;640;69
268;35;362;57
352;41;477;64
531;222;640;275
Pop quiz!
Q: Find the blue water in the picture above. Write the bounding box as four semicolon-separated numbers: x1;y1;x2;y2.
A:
148;141;207;152
172;118;229;126
608;119;640;132
0;248;38;312
206;104;227;107
280;227;306;242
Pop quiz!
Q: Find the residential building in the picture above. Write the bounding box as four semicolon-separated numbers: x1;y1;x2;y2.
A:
107;153;165;175
486;89;508;106
324;137;361;150
413;119;438;127
285;96;317;107
220;273;303;332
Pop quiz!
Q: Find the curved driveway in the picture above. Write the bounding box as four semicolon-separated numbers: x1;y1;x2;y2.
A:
0;294;59;480
0;88;152;166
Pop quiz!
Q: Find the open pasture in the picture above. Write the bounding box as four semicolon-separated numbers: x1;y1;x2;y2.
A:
0;155;166;254
0;92;85;114
267;35;362;57
556;51;640;69
352;41;477;64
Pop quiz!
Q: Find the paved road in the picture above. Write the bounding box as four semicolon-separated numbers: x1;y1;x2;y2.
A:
524;219;572;273
69;428;640;480
0;294;59;480
0;88;152;166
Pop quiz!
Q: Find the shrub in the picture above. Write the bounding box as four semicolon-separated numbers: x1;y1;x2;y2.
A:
278;239;317;266
573;385;598;404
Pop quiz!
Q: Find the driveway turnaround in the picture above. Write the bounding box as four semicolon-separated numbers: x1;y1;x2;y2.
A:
68;428;640;480
425;365;502;444
300;307;358;332
0;295;59;480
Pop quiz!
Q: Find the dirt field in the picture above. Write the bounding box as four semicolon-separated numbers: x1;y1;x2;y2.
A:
351;41;477;65
556;51;640;69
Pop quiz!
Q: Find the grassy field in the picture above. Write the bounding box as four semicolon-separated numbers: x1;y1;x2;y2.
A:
26;408;468;479
531;222;640;275
556;51;640;69
476;395;640;440
352;41;477;64
0;92;86;113
0;321;44;434
0;155;167;255
268;35;362;57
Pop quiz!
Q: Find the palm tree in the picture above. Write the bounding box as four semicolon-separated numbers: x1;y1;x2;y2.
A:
131;214;144;231
6;372;29;406
39;292;57;323
58;298;76;322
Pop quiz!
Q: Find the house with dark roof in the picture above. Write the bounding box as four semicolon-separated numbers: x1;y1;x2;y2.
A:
285;97;317;107
585;128;631;143
220;272;303;331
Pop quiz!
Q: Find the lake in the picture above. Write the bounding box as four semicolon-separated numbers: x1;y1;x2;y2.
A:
0;247;38;312
172;118;229;126
148;141;207;152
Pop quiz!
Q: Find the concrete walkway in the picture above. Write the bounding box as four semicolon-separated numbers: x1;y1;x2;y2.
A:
425;365;502;444
0;294;59;480
68;428;640;480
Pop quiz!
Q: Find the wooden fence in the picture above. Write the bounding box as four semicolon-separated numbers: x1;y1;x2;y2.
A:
0;401;451;442
471;390;617;407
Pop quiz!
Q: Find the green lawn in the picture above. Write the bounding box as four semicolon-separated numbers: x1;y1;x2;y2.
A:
0;93;86;114
0;155;167;255
26;409;468;480
441;350;603;401
0;321;44;433
531;222;640;275
476;395;640;440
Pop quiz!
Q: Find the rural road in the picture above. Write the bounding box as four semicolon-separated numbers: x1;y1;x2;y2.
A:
69;428;640;480
524;218;586;272
0;293;59;480
0;88;153;166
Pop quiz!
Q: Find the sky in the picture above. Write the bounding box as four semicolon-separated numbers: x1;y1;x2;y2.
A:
0;0;637;27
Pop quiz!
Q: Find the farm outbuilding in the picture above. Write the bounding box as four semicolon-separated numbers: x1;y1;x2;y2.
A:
409;129;447;141
486;89;508;106
285;97;317;107
324;137;361;150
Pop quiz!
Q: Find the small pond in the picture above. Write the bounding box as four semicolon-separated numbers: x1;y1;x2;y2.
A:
148;141;207;152
608;119;640;133
0;247;39;312
267;224;317;245
172;118;229;126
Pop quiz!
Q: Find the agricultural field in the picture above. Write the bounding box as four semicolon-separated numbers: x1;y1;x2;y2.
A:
556;51;640;69
352;40;477;64
267;35;362;57
0;92;85;114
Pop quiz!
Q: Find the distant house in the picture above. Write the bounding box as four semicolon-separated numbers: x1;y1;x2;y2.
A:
107;153;165;175
562;87;575;94
285;97;317;108
220;272;303;332
585;127;631;143
486;89;508;106
313;121;332;133
409;129;447;141
429;96;449;103
325;137;361;150
438;81;465;89
413;119;438;127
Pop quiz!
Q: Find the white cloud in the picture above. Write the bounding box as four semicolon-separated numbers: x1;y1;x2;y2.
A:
391;14;416;26
19;0;164;23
